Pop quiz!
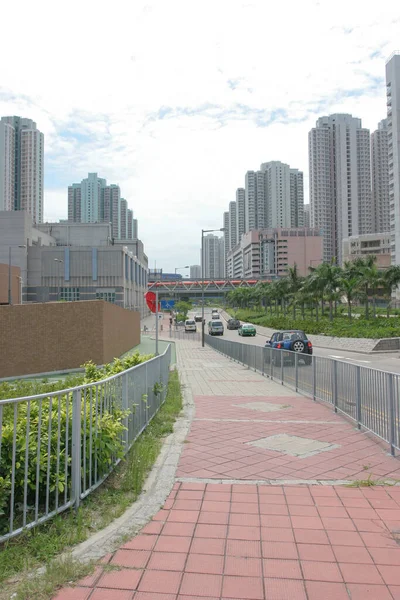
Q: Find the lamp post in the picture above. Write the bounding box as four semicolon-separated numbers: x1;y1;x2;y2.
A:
201;228;225;347
8;245;26;305
174;266;189;275
54;258;64;301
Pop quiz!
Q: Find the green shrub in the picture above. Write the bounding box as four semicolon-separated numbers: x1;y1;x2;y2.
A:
0;351;154;536
232;309;400;339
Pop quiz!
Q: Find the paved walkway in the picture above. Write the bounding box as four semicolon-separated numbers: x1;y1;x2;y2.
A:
55;340;400;600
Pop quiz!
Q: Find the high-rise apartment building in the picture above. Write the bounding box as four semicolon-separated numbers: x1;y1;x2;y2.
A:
190;264;201;279
236;188;246;242
309;113;372;264
290;169;304;227
371;119;389;234
229;201;237;250
223;211;230;276
245;171;257;231
303;204;310;228
260;161;304;229
386;54;400;264
202;234;224;278
68;173;135;240
0;116;44;223
133;219;138;240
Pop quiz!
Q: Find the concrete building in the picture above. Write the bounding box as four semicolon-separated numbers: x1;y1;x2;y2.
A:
304;204;311;228
229;201;237;250
227;228;323;279
290;169;304;227
236;188;246;242
0;211;148;314
190;264;201;279
386;53;400;265
0;116;44;223
68;173;135;241
245;171;257;231
371;119;390;234
223;211;230;277
309;113;372;264
133;219;138;240
343;233;391;269
202;234;224;278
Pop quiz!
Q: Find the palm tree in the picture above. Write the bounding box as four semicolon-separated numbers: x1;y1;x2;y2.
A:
340;261;361;321
382;265;400;317
309;260;342;322
287;264;303;319
353;256;379;318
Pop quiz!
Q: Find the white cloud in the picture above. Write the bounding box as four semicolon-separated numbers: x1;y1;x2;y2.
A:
1;0;399;270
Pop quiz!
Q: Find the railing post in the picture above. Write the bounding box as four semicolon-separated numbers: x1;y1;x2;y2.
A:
312;357;316;401
122;372;129;446
388;373;396;456
71;389;82;510
332;360;338;412
254;346;257;372
356;366;362;430
281;354;284;385
261;348;265;376
295;352;299;392
270;349;273;380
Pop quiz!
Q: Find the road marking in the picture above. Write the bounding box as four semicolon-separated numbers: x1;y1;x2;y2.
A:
328;355;371;364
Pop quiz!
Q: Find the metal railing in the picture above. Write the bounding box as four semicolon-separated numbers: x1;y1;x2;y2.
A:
205;336;400;456
167;328;201;342
0;345;171;542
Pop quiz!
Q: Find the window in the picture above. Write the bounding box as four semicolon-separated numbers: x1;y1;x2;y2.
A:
96;290;116;303
60;287;80;301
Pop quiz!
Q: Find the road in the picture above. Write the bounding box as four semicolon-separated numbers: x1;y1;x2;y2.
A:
192;308;400;375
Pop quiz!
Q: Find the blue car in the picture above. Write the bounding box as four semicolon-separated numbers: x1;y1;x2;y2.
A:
265;330;313;365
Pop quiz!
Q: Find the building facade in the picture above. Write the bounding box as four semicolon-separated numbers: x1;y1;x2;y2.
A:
190;264;201;279
0;116;44;223
309;113;372;264
0;211;148;314
342;233;391;269
227;228;323;279
202;234;224;278
371;119;390;234
68;173;135;241
303;204;310;228
223;211;230;276
236;188;246;242
229;201;237;250
386;53;400;266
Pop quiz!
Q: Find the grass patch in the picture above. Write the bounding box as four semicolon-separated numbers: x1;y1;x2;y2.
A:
0;370;183;597
346;474;397;487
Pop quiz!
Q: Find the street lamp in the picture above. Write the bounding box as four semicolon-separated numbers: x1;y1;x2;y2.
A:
8;245;26;305
54;258;64;301
175;266;189;275
201;228;225;347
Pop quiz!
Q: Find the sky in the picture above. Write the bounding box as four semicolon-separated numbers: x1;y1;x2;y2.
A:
1;0;399;273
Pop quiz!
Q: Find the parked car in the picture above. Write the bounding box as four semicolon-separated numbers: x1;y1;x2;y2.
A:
265;330;313;365
238;323;256;337
208;320;224;335
185;319;197;332
211;309;219;314
194;314;203;322
211;313;220;320
227;318;241;330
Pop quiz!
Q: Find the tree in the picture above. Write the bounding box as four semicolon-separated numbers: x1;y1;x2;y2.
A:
287;264;303;319
382;265;400;317
352;256;380;318
309;260;341;322
340;261;360;320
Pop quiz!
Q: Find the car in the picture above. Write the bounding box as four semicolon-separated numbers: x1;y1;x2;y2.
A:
238;323;256;336
265;329;313;365
208;320;224;335
194;314;203;322
227;318;241;330
184;319;197;332
211;313;220;320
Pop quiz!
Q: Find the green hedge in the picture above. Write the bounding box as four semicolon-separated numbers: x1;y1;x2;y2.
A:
0;352;153;534
233;310;400;339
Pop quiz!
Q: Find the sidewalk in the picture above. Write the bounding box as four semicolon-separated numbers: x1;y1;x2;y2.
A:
56;339;400;600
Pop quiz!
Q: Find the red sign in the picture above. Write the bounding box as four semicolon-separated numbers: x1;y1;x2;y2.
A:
144;291;160;314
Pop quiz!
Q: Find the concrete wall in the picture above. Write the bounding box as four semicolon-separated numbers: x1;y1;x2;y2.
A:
0;300;140;378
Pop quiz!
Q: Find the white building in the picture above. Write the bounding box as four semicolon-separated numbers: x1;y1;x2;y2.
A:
309;113;372;264
202;234;224;278
68;173;135;241
371;119;389;234
386;53;400;265
190;264;201;279
223;211;230;276
229;201;237;250
245;171;257;231
343;232;391;269
0;116;44;223
236;187;246;242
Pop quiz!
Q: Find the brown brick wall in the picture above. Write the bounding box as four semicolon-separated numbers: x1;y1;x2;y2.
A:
0;300;140;378
0;263;21;305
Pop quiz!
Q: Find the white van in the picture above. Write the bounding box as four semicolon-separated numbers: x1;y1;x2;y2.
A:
185;319;197;332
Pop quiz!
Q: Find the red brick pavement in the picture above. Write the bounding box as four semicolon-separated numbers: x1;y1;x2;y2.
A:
54;341;400;599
